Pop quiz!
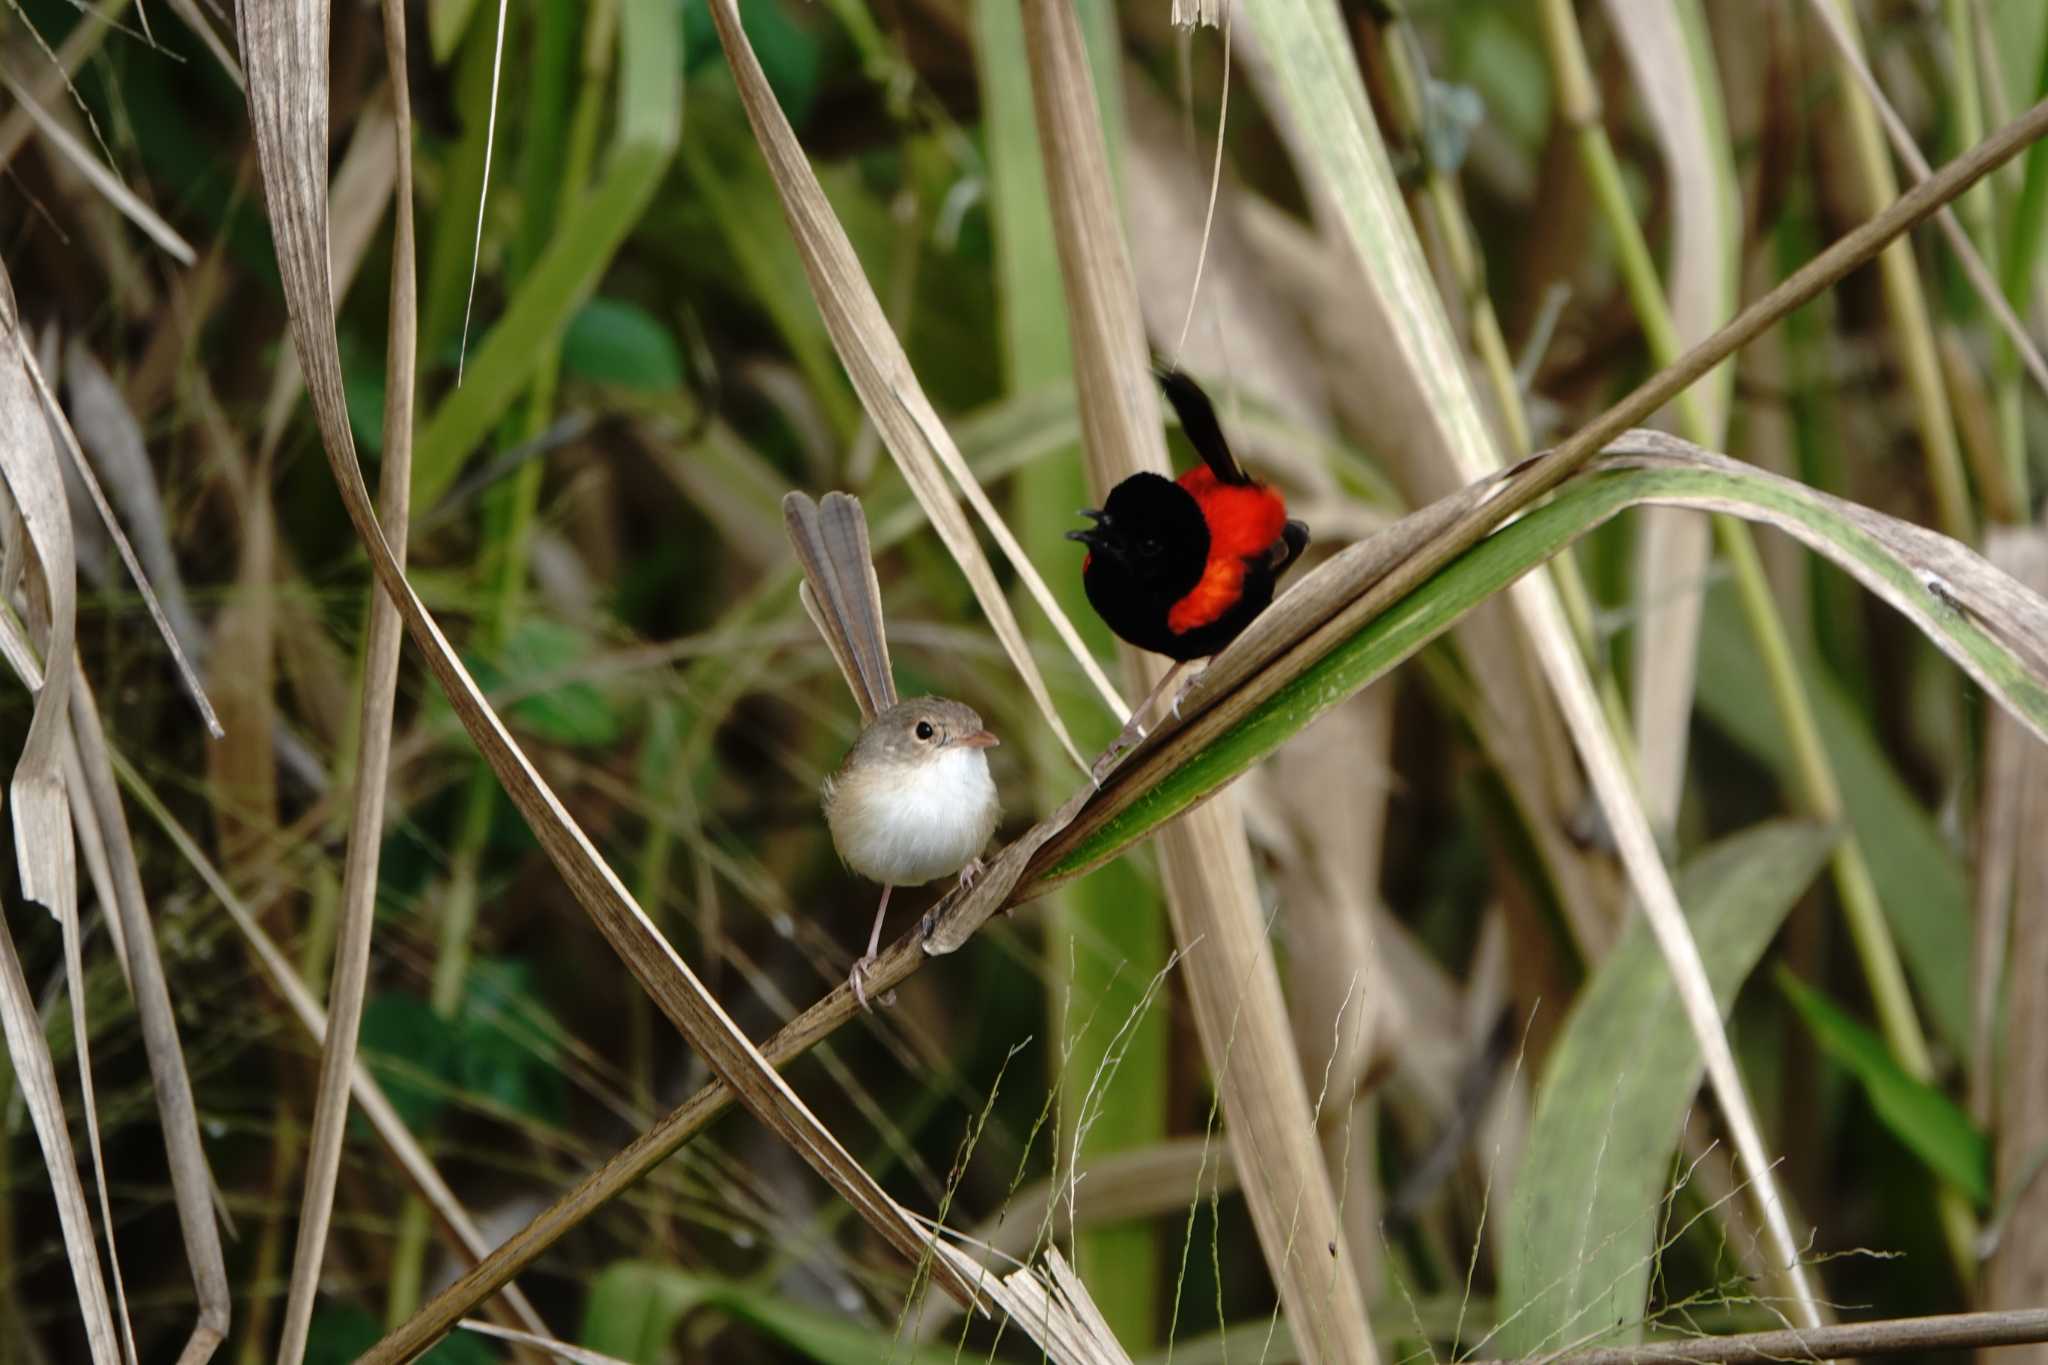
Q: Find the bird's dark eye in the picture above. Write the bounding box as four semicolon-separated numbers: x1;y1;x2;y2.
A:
915;721;935;740
1137;537;1163;557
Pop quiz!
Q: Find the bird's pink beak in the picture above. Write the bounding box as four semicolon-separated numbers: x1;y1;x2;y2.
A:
959;730;1000;749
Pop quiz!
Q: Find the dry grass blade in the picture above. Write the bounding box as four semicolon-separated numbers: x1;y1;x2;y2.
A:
110;749;552;1339
162;0;244;86
2;255;143;1365
1973;528;2045;1128
275;1;420;1359
453;0;508;383
1267;689;1396;1296
0;64;194;265
1972;528;2048;1313
1474;1306;2048;1363
57;339;221;736
258;94;397;457
1805;0;2048;403
704;0;1122;770
0;254;121;1365
235;6;1120;1354
1017;1;1377;1358
1603;0;1735;832
926;1245;1134;1365
65;670;229;1365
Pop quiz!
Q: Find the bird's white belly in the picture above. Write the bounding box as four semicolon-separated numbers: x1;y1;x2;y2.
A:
825;747;998;886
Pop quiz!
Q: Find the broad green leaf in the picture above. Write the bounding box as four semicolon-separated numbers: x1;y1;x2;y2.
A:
562;297;685;390
357;993;461;1134
1778;969;1990;1203
1696;592;1971;1051
457;958;569;1124
1494;821;1835;1356
1040;444;2048;890
682;0;824;122
497;619;626;747
582;1261;715;1361
582;1260;961;1363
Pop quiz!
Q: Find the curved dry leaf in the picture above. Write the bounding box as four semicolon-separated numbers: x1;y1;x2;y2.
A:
1602;431;2048;734
0;254;121;1365
66;670;230;1365
705;0;1121;766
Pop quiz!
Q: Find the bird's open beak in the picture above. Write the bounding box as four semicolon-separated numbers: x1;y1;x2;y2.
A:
1066;508;1109;551
957;730;1001;749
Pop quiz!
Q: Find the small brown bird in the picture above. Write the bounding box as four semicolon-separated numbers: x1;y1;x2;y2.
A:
784;491;1001;1008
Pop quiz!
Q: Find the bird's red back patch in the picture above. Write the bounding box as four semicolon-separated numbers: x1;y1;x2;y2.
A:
1177;467;1289;560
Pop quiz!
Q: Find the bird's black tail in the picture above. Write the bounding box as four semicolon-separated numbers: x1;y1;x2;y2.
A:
1155;366;1252;486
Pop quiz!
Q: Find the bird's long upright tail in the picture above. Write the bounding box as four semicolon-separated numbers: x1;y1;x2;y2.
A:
783;490;897;722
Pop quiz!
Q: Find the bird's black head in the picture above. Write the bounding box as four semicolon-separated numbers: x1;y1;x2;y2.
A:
1067;472;1210;600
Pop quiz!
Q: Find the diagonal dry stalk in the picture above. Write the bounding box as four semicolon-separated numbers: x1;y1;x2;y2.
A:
1804;0;2048;405
1475;1305;2048;1363
234;7;1124;1360
111;743;551;1340
367;76;2048;1364
274;0;421;1356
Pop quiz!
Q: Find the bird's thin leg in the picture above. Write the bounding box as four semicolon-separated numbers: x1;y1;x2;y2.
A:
1168;660;1210;719
851;883;893;1011
1091;658;1198;782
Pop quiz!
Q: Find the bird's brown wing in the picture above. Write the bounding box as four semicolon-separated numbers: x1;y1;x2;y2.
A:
784;490;897;722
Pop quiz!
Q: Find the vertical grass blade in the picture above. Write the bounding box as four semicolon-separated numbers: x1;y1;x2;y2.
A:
974;0;1166;1343
274;0;423;1356
1016;1;1379;1357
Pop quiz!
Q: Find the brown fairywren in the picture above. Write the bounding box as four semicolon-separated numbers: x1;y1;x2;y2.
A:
783;491;1001;1008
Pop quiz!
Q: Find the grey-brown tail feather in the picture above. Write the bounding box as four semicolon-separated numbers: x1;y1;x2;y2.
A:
783;491;896;722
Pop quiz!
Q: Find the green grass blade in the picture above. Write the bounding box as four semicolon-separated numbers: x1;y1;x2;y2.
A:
411;0;681;507
976;0;1164;1343
1778;970;1990;1203
1493;821;1836;1356
1695;595;1972;1051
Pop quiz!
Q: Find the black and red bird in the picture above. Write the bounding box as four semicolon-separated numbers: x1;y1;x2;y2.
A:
1068;368;1307;757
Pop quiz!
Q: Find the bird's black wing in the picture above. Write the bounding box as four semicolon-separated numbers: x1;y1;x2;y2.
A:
1267;519;1310;576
